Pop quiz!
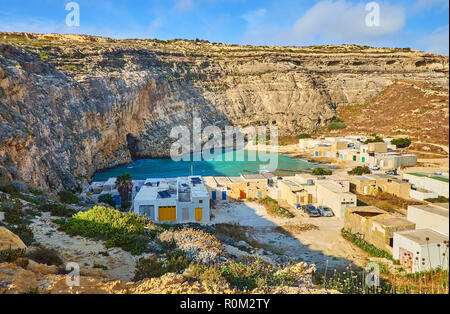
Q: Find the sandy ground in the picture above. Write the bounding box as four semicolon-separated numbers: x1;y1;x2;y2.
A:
29;213;146;282
213;201;369;271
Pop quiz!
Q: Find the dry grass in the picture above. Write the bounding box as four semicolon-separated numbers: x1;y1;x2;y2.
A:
322;80;449;146
357;192;424;213
274;223;319;236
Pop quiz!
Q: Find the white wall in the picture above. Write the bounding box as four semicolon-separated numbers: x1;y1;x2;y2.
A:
410;189;439;201
394;233;449;273
407;206;449;236
404;174;449;198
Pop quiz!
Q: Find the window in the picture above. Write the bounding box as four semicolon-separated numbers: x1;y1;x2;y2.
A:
199;200;203;204
182;208;189;221
140;205;155;221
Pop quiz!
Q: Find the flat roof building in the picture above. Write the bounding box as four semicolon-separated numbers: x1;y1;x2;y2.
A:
393;229;449;273
407;204;449;236
133;176;210;224
345;206;416;254
316;180;356;217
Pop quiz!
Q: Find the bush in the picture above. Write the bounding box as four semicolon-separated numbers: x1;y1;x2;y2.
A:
98;194;116;207
341;228;394;261
56;206;152;255
133;250;189;281
364;136;384;144
258;198;294;218
348;166;371;176
3;202;25;225
9;224;34;246
311;167;332;176
0;248;26;263
28;187;43;196
391;138;411;148
0;184;42;205
133;257;166;280
26;246;63;266
57;190;81;204
327;122;347;130
0;184;20;197
297;133;311;139
39;203;76;217
189;258;299;292
426;196;450;203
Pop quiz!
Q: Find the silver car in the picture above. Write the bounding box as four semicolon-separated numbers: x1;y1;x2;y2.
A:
317;206;334;217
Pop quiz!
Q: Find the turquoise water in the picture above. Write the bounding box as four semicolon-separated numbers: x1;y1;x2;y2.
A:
92;149;319;181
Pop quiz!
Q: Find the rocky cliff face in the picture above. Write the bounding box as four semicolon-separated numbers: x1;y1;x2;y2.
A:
0;33;448;190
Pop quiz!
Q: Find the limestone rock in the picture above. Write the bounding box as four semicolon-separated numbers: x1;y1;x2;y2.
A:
0;227;27;250
0;32;448;191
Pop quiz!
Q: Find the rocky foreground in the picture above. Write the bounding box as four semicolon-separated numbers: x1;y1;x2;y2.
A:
0;189;338;294
0;32;448;191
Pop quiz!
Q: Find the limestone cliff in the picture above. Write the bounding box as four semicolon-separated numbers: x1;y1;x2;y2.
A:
0;32;448;190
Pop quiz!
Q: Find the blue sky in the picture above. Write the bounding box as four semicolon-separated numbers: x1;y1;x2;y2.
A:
0;0;448;55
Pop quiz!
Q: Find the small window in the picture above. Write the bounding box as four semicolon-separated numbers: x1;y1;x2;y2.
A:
199;200;203;204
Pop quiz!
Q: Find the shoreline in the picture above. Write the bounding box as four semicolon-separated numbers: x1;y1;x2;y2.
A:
90;147;325;182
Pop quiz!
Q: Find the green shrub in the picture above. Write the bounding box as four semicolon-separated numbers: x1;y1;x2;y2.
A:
28;187;43;196
39;203;76;217
297;133;311;139
327;122;347;130
348;166;371;176
133;250;189;281
19;195;42;206
0;184;20;197
57;190;81;204
98;194;116;207
426;196;450;203
3;202;25;225
190;258;299;292
56;206;152;254
341;228;394;260
0;248;26;263
9;224;34;246
311;167;332;176
26;246;63;266
391;138;411;148
258;198;294;218
0;184;42;205
133;257;166;280
93;263;108;270
364;136;384;144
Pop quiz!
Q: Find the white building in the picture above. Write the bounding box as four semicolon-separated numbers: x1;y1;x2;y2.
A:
315;180;357;218
407;203;449;236
393;229;449;273
403;173;449;198
133;176;210;223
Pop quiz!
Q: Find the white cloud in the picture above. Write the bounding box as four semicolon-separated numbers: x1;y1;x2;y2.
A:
242;8;267;25
242;0;406;46
149;17;164;35
175;0;194;11
414;0;449;10
420;25;449;56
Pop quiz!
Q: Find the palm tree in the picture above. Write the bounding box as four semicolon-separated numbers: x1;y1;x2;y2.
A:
115;173;133;203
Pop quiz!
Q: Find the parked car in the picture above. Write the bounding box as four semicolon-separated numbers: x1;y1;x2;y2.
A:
368;164;380;170
385;169;398;175
317;206;334;217
302;205;321;217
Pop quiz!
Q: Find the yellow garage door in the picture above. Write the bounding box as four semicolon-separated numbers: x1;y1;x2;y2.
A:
158;206;176;222
195;208;203;221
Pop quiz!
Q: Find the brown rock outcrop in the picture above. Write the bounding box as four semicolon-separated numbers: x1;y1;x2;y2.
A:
0;32;448;190
0;227;27;250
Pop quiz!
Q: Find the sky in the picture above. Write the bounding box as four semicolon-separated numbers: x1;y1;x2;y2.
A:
0;0;448;55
